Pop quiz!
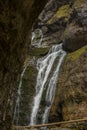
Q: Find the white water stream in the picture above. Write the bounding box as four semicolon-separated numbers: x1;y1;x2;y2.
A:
12;67;27;125
31;29;43;47
30;44;66;125
13;29;66;127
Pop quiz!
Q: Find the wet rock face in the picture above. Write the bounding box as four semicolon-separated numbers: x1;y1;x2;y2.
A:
15;61;37;125
50;46;87;128
0;0;47;129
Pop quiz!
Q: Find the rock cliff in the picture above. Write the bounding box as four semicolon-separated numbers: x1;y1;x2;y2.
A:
50;46;87;129
35;0;87;51
31;0;87;129
0;0;87;130
0;0;47;129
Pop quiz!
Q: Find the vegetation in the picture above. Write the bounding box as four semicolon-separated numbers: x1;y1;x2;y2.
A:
29;47;50;57
66;46;87;61
48;4;72;24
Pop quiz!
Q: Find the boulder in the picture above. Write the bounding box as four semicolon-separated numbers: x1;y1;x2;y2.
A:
62;0;87;52
62;23;87;52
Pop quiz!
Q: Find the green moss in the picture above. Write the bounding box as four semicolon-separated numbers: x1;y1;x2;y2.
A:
48;0;85;24
29;47;49;57
48;4;72;24
56;4;71;18
67;45;87;61
73;0;85;9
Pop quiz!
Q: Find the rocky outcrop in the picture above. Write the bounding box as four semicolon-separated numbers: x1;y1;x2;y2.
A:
62;22;87;52
45;2;87;127
62;0;87;51
50;45;87;129
34;0;87;51
1;0;87;129
0;0;47;129
39;0;72;23
37;1;87;128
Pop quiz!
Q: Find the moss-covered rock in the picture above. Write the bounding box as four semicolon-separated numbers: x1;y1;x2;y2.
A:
73;0;85;9
48;4;72;24
37;0;87;52
29;47;50;57
66;45;87;61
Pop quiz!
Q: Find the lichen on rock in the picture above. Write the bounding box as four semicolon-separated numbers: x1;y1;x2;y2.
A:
48;4;72;24
73;0;85;9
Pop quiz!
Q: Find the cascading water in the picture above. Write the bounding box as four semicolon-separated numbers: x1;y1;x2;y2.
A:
30;43;66;125
31;29;43;47
13;28;66;127
42;49;66;124
12;67;27;125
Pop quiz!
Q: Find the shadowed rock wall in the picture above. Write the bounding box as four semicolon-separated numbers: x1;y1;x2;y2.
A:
0;0;47;129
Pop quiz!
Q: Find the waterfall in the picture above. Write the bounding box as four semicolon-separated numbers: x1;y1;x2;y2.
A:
30;44;66;125
31;29;43;47
12;67;27;125
12;27;66;127
42;50;66;124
